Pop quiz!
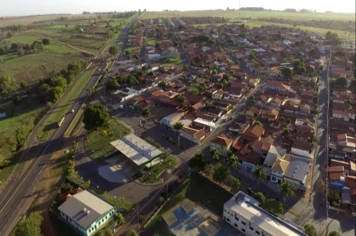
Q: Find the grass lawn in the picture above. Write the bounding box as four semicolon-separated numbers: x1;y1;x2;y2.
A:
138;155;177;183
125;46;140;53
84;118;130;160
147;172;233;231
36;66;96;141
146;37;156;46
140;10;356;21
0;40;84;84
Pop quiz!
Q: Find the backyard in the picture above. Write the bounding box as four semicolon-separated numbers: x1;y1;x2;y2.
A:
84;118;131;159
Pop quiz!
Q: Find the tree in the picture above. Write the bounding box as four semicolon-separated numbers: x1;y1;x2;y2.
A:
42;38;50;45
189;87;200;95
176;95;185;104
204;164;215;177
253;120;263;128
224;175;240;190
0;153;10;168
212;69;218;75
254;192;266;204
228;154;240;174
285;118;291;126
189;152;208;171
282;67;293;79
265;198;283;215
141;107;151;119
114;213;125;225
14;212;43;236
303;224;317;236
65;24;69;28
253;165;266;186
157;196;165;205
335;77;347;87
109;46;119;55
279;116;285;124
293;59;306;74
107;77;120;90
328;231;340;236
129;230;139;236
280;181;295;203
210;147;220;163
283;128;291;136
158;81;166;89
19;81;27;89
213;163;230;184
83;104;109;131
173;121;184;146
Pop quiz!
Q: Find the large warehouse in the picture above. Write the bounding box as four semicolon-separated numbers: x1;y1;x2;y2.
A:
110;134;163;167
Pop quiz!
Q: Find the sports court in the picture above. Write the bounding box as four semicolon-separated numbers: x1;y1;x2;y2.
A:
98;155;137;184
161;199;232;236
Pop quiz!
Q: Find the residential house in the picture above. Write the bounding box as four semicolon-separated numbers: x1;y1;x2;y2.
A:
291;139;313;159
270;154;291;184
223;191;307;236
267;97;283;108
283;156;311;192
250;140;272;158
240;125;265;143
160;112;185;127
58;190;115;236
245;106;261;118
248;76;260;88
281;98;301;113
261;109;279;122
240;152;262;172
299;103;311;114
180;127;206;144
161;47;179;58
264;81;294;93
227;81;248;99
336;134;356;149
213;88;225;99
332;110;350;122
210;134;235;156
329;149;347;160
263;145;287;179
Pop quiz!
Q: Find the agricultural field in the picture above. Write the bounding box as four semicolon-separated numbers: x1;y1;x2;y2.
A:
140;10;355;21
0;14;81;27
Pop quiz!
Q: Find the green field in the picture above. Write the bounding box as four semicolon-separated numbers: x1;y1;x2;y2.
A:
84;118;130;159
0;39;84;84
140;10;355;21
36;67;96;141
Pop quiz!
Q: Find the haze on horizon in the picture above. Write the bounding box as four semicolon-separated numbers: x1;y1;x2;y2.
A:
0;0;355;17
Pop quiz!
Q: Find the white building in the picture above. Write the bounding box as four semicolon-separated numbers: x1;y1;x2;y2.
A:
223;191;307;236
283;156;311;191
147;53;161;61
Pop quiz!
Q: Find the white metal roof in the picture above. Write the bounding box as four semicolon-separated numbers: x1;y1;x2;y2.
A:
110;134;163;166
225;192;306;236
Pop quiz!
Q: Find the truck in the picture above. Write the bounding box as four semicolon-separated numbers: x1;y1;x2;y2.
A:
58;116;65;127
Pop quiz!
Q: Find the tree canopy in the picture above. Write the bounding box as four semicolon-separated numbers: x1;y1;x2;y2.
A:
293;59;306;74
282;67;293;79
107;77;120;90
328;231;340;236
303;224;317;236
83;104;109;130
254;192;266;204
212;163;230;184
109;46;119;55
189;152;207;171
14;212;43;236
266;198;283;215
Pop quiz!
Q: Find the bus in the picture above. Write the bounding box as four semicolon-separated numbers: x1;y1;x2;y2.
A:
58;116;65;127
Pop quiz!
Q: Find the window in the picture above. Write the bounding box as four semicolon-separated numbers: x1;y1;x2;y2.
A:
242;228;245;232
234;215;239;221
234;223;238;228
242;221;246;225
256;230;260;235
226;218;230;222
249;226;254;231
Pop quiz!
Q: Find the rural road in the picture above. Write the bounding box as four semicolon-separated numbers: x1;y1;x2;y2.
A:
0;17;135;236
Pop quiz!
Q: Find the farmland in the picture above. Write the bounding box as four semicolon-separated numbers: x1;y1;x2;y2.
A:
139;10;355;21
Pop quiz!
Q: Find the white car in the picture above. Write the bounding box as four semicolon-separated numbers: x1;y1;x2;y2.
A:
71;109;75;113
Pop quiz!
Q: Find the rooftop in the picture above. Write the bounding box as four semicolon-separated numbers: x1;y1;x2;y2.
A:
285;156;311;183
58;190;114;230
225;191;306;236
110;134;163;166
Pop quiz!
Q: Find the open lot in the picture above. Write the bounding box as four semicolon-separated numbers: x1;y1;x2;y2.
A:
84;118;130;159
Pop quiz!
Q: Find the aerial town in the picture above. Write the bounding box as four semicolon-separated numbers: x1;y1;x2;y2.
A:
0;5;355;236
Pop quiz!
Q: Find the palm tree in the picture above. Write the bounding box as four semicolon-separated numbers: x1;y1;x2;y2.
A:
279;116;285;124
173;121;184;146
280;181;295;203
283;128;291;136
210;147;220;163
253;165;266;186
285;118;291;126
141;107;151;119
228;154;240;175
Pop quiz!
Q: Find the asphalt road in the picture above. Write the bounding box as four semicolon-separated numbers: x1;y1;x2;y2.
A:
0;17;136;236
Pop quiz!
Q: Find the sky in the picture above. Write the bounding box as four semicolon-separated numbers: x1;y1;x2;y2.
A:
0;0;355;16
